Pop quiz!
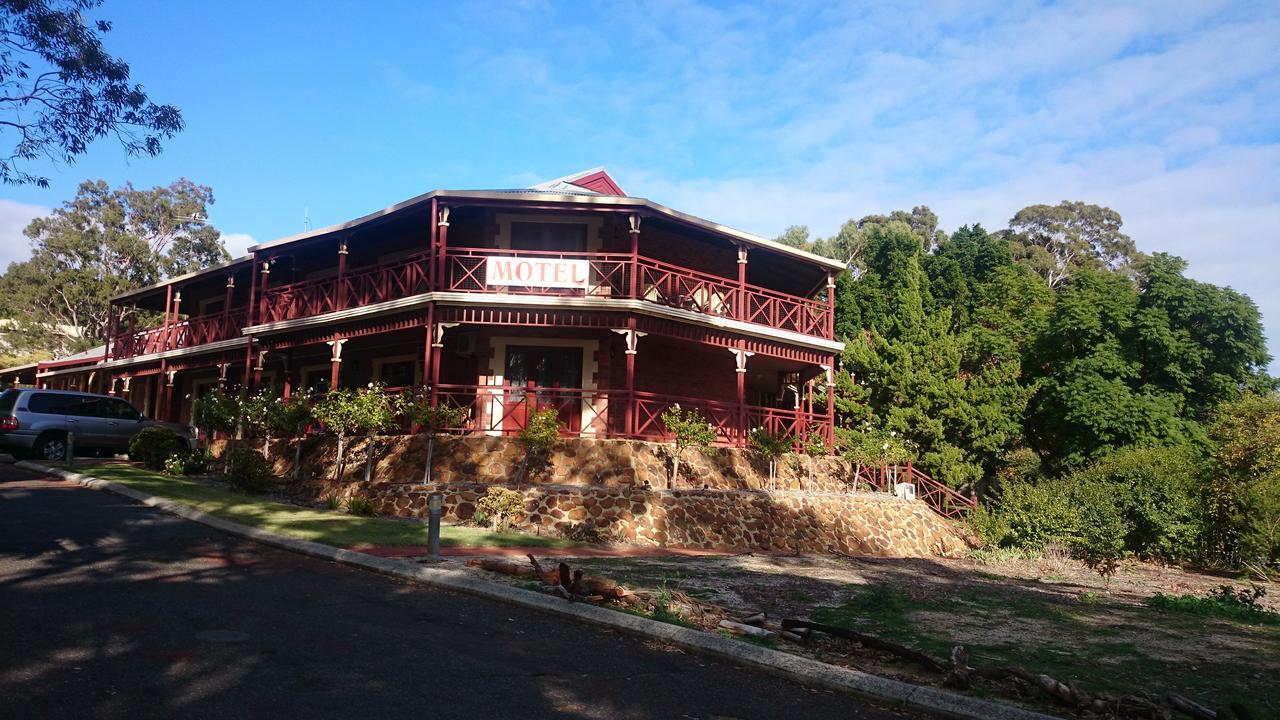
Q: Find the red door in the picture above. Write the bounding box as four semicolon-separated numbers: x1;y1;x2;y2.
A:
503;346;583;435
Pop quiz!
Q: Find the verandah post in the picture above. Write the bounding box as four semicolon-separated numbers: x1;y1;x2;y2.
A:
736;244;748;322
436;206;450;290
336;235;349;309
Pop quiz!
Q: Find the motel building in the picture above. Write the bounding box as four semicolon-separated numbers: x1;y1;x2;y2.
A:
9;169;847;449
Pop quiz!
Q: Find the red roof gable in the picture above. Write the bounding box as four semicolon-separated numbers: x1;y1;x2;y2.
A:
567;169;626;196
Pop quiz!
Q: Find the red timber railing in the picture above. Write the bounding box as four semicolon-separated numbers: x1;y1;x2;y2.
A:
854;463;977;520
112;310;248;359
258;252;432;324
256;247;832;338
430;383;830;450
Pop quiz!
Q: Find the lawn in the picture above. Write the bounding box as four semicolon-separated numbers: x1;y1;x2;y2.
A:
74;462;581;550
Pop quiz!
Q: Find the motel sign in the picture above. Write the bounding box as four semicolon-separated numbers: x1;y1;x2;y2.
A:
484;256;590;289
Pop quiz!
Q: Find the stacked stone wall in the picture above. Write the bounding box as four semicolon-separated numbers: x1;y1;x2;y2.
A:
214;433;968;558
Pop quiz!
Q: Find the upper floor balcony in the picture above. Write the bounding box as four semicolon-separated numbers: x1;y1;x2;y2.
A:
256;247;833;339
111;309;248;359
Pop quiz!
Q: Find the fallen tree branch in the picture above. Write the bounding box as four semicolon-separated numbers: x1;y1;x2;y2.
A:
781;618;945;672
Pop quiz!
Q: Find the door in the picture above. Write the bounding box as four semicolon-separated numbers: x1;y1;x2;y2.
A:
101;398;145;451
60;396;114;450
502;346;583;434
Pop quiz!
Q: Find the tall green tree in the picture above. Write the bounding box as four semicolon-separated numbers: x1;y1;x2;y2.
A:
0;178;227;357
0;0;183;186
838;220;1032;488
1024;269;1200;471
1134;253;1272;418
1008;201;1140;288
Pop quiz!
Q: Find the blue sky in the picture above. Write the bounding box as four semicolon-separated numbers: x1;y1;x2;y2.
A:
1;0;1278;369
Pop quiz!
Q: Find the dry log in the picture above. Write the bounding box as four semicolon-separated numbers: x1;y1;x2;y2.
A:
522;554;629;600
738;612;767;626
1167;692;1217;720
782;618;944;672
779;631;804;643
719;619;775;638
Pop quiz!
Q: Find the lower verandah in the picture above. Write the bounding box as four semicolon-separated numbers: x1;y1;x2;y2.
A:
160;327;831;448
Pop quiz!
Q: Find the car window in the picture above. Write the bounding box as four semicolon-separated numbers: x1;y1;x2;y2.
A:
26;393;77;414
109;399;142;420
0;390;16;414
63;397;104;417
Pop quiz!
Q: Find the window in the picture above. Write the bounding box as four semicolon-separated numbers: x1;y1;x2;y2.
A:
510;222;587;252
0;390;17;414
200;299;225;315
377;360;416;389
26;393;77;414
106;399;142;420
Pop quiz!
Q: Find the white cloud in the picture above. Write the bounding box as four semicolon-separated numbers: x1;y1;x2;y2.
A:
219;232;256;258
0;199;49;268
607;0;1280;370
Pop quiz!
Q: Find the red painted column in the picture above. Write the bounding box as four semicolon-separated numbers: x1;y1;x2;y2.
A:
436;207;451;290
825;359;835;449
328;338;346;391
736;245;748;322
826;272;837;339
628;214;641;300
427;198;438;291
422;303;435;390
336;237;349;309
160;284;173;352
242;258;264;394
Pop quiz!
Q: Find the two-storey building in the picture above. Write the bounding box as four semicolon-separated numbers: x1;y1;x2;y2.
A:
23;169;846;448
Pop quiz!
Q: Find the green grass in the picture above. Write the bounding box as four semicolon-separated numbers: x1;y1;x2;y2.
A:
77;462;582;550
1146;591;1280;626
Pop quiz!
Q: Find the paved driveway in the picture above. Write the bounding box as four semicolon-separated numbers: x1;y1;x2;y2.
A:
0;463;909;719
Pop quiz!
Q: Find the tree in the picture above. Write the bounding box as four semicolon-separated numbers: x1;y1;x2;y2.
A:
192;391;239;474
311;385;402;483
774;225;811;249
1024;269;1200;471
265;394;314;481
1007;201;1140;288
1134;253;1272;418
0;178;227;357
835;219;1041;489
1207;393;1280;566
0;0;183;186
404;389;469;484
660;404;716;487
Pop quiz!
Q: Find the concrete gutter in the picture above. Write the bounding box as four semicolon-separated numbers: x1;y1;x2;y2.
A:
18;460;1062;720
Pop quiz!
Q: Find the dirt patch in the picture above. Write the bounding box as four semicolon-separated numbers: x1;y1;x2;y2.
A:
464;550;1280;717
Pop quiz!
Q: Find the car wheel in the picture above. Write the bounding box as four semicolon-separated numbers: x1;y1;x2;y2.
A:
34;435;68;462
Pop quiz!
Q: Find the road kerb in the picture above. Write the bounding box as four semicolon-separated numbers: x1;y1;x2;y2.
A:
17;460;1062;720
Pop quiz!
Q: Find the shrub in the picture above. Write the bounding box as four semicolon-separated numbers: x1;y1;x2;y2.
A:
344;496;378;517
749;427;791;490
476;487;526;531
313;385;405;481
192;392;240;444
1068;444;1206;562
163;448;211;476
560;521;625;545
223;446;273;493
839;425;915;467
519;407;561;454
1147;585;1277;626
129;427;188;471
404;390;471;483
980;479;1078;550
660;404;717;485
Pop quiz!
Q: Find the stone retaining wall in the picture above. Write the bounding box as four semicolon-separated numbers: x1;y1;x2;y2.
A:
214;433;968;558
366;482;967;558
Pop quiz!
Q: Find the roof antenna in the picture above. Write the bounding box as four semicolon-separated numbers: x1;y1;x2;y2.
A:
303;206;312;231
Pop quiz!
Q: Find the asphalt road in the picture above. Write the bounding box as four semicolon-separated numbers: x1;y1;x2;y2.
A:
0;462;909;720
